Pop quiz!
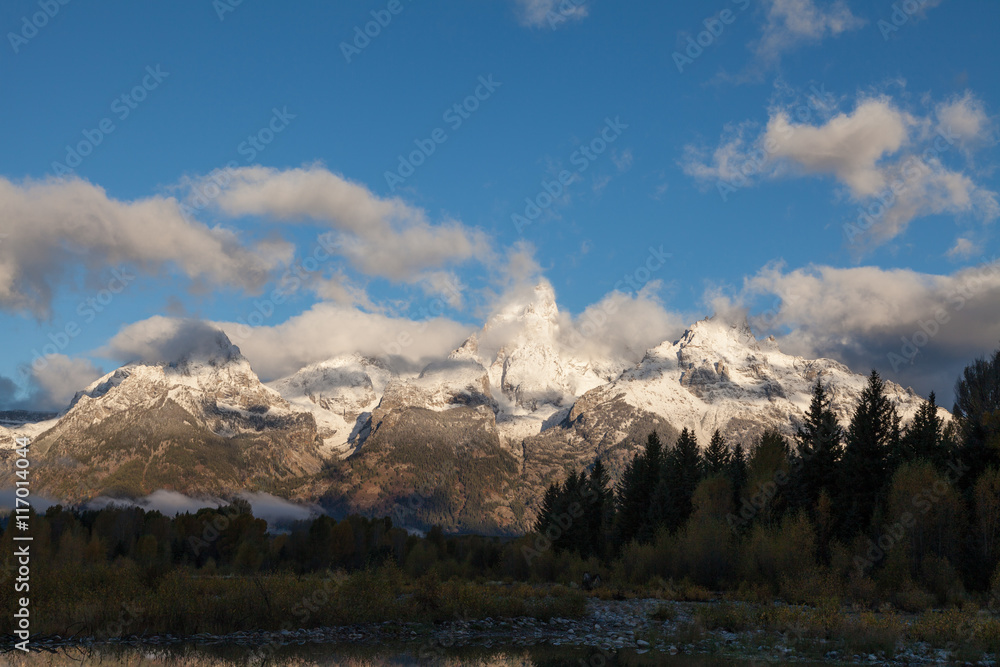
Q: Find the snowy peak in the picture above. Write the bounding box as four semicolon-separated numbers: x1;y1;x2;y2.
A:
580;313;930;448
267;354;399;458
451;281;606;414
484;281;560;332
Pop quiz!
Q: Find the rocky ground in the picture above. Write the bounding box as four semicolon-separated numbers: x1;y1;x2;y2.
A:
5;598;998;665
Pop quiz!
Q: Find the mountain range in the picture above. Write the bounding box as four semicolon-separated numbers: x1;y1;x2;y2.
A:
0;282;940;534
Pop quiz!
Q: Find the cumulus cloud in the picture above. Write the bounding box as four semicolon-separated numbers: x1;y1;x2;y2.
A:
514;0;588;28
0;354;103;412
0;176;291;318
718;259;1000;404
217;305;473;381
947;237;981;260
935;91;994;152
197;165;491;288
565;283;689;365
98;317;238;366
683;91;999;249
754;0;865;66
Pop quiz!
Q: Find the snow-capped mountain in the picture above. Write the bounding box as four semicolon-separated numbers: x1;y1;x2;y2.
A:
18;330;324;501
449;281;617;445
267;354;396;458
561;316;933;451
6;284;948;533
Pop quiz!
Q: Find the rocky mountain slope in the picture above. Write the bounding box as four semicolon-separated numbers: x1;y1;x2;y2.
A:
3;283;944;533
8;331;324;501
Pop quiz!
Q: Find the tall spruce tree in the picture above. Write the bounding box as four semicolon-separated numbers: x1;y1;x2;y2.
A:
838;370;900;538
728;441;748;510
615;432;664;545
793;379;844;514
898;392;945;470
703;429;731;476
954;347;1000;485
663;427;702;532
585;458;612;558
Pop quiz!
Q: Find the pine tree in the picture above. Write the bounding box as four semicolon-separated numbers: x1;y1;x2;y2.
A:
703;429;731;476
663;427;702;532
615;432;664;546
793;379;844;514
899;392;945;469
585;458;612;558
954;347;1000;485
838;370;900;538
728;441;748;509
534;483;560;535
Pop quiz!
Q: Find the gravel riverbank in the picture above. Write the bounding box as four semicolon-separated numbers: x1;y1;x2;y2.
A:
4;598;998;665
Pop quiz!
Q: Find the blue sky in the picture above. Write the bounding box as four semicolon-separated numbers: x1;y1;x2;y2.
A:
1;0;998;410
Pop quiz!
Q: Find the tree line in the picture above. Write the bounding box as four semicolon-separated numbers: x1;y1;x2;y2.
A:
531;346;1000;605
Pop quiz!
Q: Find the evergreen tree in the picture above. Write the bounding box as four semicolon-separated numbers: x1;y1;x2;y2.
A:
663;428;702;532
838;370;900;538
615;432;664;545
899;392;945;470
703;429;731;476
585;458;612;558
954;347;1000;485
728;441;748;509
793;379;844;514
534;483;560;535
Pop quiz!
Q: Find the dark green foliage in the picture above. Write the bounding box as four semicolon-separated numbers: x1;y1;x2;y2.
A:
897;392;946;470
615;431;664;546
792;379;844;517
703;429;730;476
662;427;703;532
954;347;1000;484
838;370;901;538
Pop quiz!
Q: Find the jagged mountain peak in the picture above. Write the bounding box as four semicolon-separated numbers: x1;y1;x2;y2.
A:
484;281;560;332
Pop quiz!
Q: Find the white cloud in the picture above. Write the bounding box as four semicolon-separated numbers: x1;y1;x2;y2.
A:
30;354;103;410
514;0;588;28
98;317;238;366
0;176;291;318
199;165;491;285
683;92;999;249
754;0;865;65
0;353;102;412
935;91;994;152
946;237;980;260
566;283;688;365
719;259;1000;402
219;305;473;381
